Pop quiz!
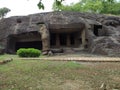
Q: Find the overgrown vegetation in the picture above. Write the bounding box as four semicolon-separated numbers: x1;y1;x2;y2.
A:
0;55;120;90
0;7;10;19
53;0;120;15
17;48;41;57
37;0;64;10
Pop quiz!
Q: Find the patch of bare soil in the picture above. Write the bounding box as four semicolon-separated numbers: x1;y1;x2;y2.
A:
59;80;92;90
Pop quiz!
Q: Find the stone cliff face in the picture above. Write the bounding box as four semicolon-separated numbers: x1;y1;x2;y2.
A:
0;11;120;56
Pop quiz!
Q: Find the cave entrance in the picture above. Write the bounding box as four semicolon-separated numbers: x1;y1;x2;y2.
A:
6;31;42;53
14;31;42;52
15;41;42;51
93;25;102;36
50;32;76;48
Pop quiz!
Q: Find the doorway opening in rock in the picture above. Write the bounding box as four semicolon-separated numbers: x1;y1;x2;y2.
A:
50;33;56;46
50;33;76;48
93;25;102;36
15;41;42;51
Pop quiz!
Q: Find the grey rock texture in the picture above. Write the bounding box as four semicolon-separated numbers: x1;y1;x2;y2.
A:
0;11;120;56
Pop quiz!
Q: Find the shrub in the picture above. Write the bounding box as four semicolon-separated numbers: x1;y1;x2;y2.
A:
17;48;41;57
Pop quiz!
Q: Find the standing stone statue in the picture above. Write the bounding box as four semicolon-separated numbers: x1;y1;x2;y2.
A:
38;24;50;55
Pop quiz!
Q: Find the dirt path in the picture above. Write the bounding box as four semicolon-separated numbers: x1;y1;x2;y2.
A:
19;53;120;62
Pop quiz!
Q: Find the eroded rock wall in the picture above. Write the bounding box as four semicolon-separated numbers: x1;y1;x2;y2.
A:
0;11;120;56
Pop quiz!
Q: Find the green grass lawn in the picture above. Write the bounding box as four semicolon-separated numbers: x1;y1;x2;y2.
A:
0;54;18;60
0;55;120;90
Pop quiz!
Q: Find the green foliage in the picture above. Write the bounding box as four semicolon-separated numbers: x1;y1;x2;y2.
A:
0;7;11;19
37;1;44;10
52;0;120;15
52;1;62;11
37;0;64;10
17;48;41;57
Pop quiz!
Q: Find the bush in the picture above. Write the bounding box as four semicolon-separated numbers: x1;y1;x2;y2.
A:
17;48;41;57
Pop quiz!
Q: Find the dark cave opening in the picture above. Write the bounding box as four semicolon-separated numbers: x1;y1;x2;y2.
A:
50;32;76;47
60;33;67;46
93;25;102;36
70;33;75;45
15;41;42;51
50;33;56;46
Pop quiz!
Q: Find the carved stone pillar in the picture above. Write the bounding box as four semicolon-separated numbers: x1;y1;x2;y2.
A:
56;34;60;47
67;34;70;47
81;29;86;49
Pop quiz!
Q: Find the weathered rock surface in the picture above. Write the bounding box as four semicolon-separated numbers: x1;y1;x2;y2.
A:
0;11;120;56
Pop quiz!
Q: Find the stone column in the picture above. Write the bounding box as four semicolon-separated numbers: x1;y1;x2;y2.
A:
56;34;60;47
67;34;70;47
81;29;86;49
74;34;79;47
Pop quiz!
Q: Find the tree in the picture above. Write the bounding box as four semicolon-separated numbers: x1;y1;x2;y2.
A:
53;0;103;13
37;0;64;10
0;7;11;19
52;0;120;15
